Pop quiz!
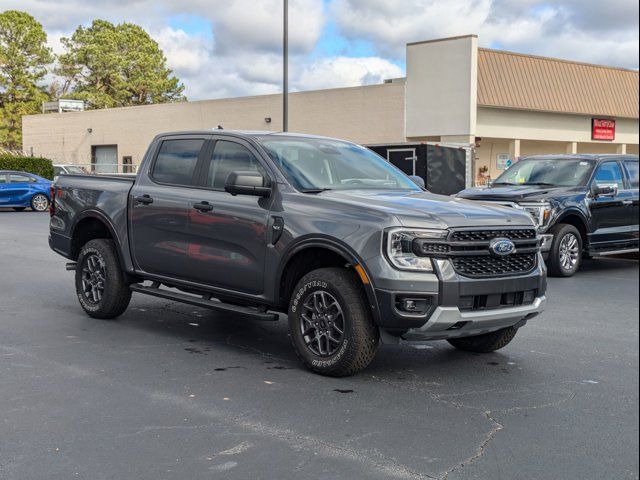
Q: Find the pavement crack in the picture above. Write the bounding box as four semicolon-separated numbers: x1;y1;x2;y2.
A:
439;410;504;480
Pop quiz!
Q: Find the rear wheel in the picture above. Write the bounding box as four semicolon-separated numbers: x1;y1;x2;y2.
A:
30;193;49;212
547;223;582;277
288;268;378;376
447;326;518;353
75;239;131;319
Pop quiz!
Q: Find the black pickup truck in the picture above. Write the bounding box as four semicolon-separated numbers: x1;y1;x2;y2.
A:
458;154;639;276
49;130;547;376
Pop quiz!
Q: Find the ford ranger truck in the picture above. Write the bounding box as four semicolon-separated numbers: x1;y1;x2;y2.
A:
49;131;547;376
458;155;639;277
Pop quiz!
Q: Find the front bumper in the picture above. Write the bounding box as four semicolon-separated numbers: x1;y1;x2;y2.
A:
402;296;545;341
368;253;547;338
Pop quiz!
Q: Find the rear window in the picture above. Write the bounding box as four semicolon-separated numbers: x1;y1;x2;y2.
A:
152;139;204;185
623;160;639;188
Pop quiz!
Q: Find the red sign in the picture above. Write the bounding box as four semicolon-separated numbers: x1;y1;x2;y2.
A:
592;118;615;141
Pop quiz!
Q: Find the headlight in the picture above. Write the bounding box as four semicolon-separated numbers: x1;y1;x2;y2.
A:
518;202;552;229
384;228;447;271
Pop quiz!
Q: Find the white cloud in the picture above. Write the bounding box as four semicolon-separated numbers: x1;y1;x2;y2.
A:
330;0;639;69
297;56;403;91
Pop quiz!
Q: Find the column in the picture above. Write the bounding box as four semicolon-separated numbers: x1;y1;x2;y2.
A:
616;144;627;154
566;142;578;154
508;139;521;160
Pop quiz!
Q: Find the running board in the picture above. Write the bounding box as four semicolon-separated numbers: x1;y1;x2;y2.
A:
590;247;639;257
130;283;279;321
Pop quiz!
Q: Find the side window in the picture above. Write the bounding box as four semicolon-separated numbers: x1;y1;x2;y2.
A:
206;140;265;189
9;174;31;183
152;139;204;186
0;175;6;184
623;161;639;188
593;162;624;189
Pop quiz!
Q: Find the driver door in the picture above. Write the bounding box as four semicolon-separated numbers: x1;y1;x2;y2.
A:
589;161;629;247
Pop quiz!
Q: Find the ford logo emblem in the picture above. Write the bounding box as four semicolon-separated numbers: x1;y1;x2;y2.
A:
490;238;516;256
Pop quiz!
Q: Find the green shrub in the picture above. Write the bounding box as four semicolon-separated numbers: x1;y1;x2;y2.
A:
0;155;54;180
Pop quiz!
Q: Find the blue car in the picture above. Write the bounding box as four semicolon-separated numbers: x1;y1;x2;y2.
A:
0;170;52;212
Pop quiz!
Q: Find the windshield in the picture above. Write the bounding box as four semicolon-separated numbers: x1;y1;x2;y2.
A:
257;137;419;192
494;158;595;187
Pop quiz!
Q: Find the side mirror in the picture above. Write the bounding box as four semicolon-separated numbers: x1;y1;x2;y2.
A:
408;175;425;189
591;183;618;198
224;171;271;197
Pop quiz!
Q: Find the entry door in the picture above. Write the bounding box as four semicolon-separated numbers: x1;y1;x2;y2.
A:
92;145;117;173
186;138;271;294
387;149;416;176
130;137;208;279
589;161;630;246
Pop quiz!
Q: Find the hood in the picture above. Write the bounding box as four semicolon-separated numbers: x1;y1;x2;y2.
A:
316;189;535;229
457;185;582;202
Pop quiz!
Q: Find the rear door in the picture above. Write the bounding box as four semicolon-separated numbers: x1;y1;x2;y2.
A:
6;174;33;206
621;158;639;243
129;135;209;280
185;137;272;294
589;161;630;247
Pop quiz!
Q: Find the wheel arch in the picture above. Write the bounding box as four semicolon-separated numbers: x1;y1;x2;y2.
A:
275;237;380;324
554;211;589;248
70;211;125;268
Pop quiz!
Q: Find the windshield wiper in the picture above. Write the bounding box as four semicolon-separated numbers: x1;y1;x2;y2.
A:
300;188;333;193
521;182;556;186
492;182;517;186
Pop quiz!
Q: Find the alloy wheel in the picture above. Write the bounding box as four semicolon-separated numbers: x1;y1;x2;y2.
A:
559;232;580;272
81;254;106;304
31;194;49;211
300;290;345;357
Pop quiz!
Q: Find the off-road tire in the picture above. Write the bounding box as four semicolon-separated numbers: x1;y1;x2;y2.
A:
75;239;131;319
447;326;518;353
547;223;583;277
288;268;378;376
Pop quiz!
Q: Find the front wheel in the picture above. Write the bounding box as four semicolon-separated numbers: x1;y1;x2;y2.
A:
288;268;379;376
447;326;518;353
75;239;131;319
547;224;583;277
30;193;49;212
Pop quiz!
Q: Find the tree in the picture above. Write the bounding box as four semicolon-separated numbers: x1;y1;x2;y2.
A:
0;10;53;150
57;20;185;109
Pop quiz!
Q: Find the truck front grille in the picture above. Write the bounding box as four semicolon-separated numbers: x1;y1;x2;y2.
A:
414;228;540;278
452;253;537;278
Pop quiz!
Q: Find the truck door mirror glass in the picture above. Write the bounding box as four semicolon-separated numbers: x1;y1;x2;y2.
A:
592;183;618;197
224;171;271;197
408;175;425;189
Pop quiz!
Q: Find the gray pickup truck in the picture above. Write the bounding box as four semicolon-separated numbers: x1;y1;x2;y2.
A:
49;131;547;376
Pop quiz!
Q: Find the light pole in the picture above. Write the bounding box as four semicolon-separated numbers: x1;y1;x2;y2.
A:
283;0;288;132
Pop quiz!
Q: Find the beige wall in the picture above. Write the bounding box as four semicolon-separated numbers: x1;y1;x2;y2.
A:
405;35;477;139
477;107;639;144
22;82;405;166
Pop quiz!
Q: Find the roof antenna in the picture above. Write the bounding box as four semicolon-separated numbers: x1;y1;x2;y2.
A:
216;125;224;130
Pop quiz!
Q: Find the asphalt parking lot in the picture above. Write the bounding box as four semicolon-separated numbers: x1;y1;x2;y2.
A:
1;211;638;480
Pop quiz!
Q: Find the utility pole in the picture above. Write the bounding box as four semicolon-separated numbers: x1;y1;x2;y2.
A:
283;0;288;132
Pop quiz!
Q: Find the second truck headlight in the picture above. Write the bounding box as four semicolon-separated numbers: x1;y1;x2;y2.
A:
384;228;447;272
519;202;552;229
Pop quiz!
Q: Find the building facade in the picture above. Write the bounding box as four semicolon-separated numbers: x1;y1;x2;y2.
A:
22;35;639;183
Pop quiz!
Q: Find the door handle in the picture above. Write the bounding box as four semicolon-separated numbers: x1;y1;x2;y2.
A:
193;201;214;212
134;194;153;205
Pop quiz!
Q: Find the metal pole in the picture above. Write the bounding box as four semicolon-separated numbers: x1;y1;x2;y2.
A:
283;0;288;132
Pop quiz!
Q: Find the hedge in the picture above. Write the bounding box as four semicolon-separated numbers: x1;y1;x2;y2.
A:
0;155;55;180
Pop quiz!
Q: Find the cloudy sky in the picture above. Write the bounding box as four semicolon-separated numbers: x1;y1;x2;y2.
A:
3;0;639;100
